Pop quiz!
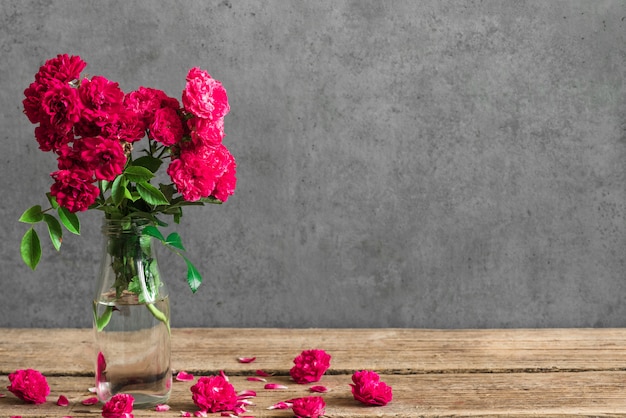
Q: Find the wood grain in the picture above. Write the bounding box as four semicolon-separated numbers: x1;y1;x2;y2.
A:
2;328;626;416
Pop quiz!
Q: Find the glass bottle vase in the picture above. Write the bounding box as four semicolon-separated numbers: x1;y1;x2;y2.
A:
92;218;172;407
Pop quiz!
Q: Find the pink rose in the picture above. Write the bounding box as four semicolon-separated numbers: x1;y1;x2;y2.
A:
292;396;326;418
101;393;134;418
7;369;50;404
50;169;99;212
190;375;238;413
350;370;393;406
187;117;225;146
149;107;183;146
34;122;74;153
182;67;229;121
100;110;145;143
124;87;179;126
212;151;237;202
40;79;83;133
35;54;87;85
289;349;331;384
75;136;126;181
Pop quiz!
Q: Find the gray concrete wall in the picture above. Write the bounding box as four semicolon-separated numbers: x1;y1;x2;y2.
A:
1;0;625;328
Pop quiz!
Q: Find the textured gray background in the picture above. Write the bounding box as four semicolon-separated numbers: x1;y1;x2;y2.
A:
1;0;625;328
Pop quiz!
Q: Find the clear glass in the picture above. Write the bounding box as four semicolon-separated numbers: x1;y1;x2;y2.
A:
93;218;171;407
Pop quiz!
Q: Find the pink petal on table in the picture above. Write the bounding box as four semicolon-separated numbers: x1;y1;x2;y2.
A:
264;383;288;390
255;369;272;377
309;385;329;393
57;395;69;406
180;412;192;417
237;356;256;363
194;411;208;417
246;376;267;382
237;390;257;399
81;397;99;405
155;404;171;412
175;371;195;382
0;393;5;398
267;401;293;410
237;399;255;406
219;370;229;382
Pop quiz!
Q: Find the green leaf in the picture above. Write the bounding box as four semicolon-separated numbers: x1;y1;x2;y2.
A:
133;155;163;173
21;228;42;270
111;176;127;206
185;257;202;293
137;182;169;206
42;214;62;251
58;207;80;235
95;306;114;332
19;205;44;224
142;225;165;242
124;166;155;182
165;232;185;251
199;196;223;204
46;193;59;209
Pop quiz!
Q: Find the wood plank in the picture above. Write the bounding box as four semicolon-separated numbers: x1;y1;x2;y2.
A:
2;328;626;375
3;372;626;417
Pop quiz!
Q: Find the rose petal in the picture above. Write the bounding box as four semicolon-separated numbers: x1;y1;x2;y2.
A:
0;393;5;398
88;387;96;393
237;399;255;406
194;411;208;417
246;376;267;382
156;404;171;412
255;369;272;377
219;370;229;382
180;412;192;417
237;390;256;399
267;401;293;410
237;357;256;363
81;396;99;405
310;385;329;393
175;371;195;382
264;383;288;390
57;395;69;406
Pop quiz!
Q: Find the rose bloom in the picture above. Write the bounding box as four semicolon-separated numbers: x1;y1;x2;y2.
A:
7;369;50;404
76;136;126;181
34;122;74;153
350;370;393;406
124;86;179;127
212;152;237;203
190;375;238;413
101;393;134;418
289;349;331;384
40;79;83;133
100;110;145;143
182;67;229;121
149;106;183;146
35;53;86;85
50;169;100;212
187;116;224;146
292;396;326;418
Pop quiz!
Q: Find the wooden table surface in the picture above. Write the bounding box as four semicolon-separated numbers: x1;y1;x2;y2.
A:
2;328;626;417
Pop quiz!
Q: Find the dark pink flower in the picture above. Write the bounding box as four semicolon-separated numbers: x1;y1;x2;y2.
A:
76;136;126;181
212;150;237;202
34;122;74;153
190;375;238;413
79;75;124;120
35;54;87;85
350;370;393;406
7;369;50;404
292;396;326;418
149;107;183;146
40;79;83;133
124;87;178;126
187;117;224;146
50;169;99;212
182;67;229;121
289;349;331;384
100;110;145;143
101;393;134;418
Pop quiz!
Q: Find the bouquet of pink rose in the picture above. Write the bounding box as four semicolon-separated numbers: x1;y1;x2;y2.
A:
19;54;236;294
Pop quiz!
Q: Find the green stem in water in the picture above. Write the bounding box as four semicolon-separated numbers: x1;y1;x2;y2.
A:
146;303;170;335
